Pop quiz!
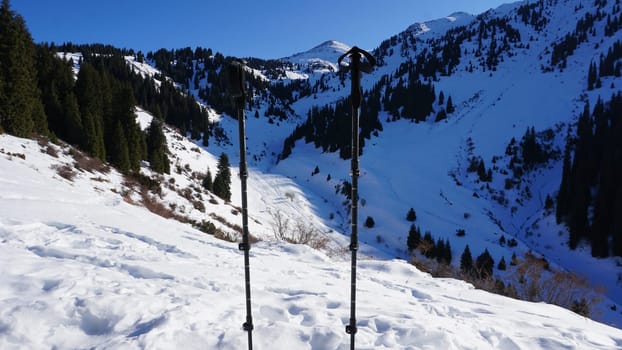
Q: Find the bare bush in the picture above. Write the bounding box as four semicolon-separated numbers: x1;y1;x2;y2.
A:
510;252;603;316
70;148;109;173
269;209;329;250
53;164;76;181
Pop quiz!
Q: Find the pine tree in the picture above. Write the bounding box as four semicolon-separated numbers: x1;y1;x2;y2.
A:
75;63;105;160
213;152;232;201
443;239;452;264
498;256;507;270
568;105;593;249
587;61;598;90
435;238;445;263
446;95;455;114
109;120;131;173
0;0;44;137
475;249;495;279
112;85;144;172
146;117;170;174
460;245;473;275
61;93;83;146
556;130;573;223
407;224;421;252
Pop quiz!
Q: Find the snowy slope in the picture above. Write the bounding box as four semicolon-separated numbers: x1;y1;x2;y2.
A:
231;0;622;327
2;134;622;349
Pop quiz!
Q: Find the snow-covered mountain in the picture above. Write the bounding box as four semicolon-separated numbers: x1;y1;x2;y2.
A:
3;0;622;347
283;40;351;73
405;11;475;36
209;0;622;327
2;128;622;349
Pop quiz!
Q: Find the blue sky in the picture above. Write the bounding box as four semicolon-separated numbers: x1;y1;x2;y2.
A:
14;0;511;59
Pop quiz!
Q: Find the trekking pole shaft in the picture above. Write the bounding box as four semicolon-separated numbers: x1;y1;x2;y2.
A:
347;53;362;350
237;102;254;350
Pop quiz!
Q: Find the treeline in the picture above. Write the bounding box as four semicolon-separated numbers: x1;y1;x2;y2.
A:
280;81;383;160
376;13;522;75
556;93;622;257
550;3;619;69
588;39;622;90
0;0;170;173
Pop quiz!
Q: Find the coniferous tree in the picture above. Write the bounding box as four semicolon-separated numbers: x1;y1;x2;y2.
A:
460;245;474;275
213;152;232;201
111;85;145;172
443;239;452;264
0;0;44;137
475;249;495;279
61;93;83;146
407;224;421;252
587;61;597;90
146;117;170;174
435;238;446;263
497;256;507;271
556;131;573;223
446;95;455;114
567;105;593;249
75;63;106;159
109;120;131;173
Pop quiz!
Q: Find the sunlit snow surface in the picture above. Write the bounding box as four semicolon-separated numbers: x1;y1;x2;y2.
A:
1;135;622;349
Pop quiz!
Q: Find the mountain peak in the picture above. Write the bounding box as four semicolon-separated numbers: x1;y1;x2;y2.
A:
406;11;475;36
285;40;351;61
282;40;352;73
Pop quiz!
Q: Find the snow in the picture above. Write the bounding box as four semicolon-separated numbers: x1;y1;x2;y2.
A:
283;40;352;73
2;134;622;349
229;0;622;329
56;52;82;76
405;12;475;36
3;0;622;348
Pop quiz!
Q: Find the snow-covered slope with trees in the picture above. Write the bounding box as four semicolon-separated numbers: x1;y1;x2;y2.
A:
2;132;622;349
2;0;622;347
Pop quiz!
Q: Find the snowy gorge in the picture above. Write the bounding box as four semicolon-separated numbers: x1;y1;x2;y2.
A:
2;0;622;348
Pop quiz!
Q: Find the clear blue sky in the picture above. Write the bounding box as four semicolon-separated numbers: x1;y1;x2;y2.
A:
13;0;511;59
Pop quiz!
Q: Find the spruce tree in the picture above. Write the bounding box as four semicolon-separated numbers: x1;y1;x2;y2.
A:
213;152;232;201
75;63;105;160
61;93;83;146
112;85;144;172
497;256;507;271
556;130;572;223
0;0;44;137
460;245;473;275
446;95;455;114
109;120;131;173
475;249;495;279
407;224;421;252
435;238;446;263
443;239;452;264
146;117;170;174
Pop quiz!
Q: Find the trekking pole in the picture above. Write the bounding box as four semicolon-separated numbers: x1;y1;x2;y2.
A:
337;47;376;350
227;60;254;350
